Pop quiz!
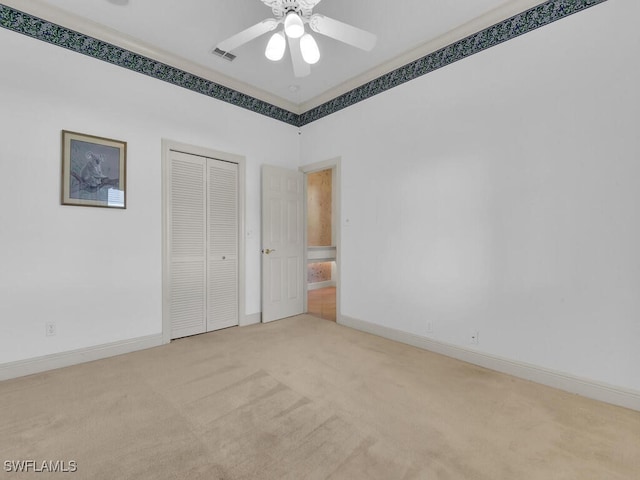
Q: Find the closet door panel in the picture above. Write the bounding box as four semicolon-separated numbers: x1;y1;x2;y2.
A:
168;152;207;339
207;159;239;331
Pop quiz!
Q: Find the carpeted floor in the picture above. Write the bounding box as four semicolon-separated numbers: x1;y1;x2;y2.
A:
1;315;639;479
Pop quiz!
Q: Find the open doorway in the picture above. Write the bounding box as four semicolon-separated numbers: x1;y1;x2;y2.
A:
303;161;339;322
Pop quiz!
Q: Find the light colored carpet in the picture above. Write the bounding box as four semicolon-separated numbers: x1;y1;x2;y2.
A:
1;315;639;479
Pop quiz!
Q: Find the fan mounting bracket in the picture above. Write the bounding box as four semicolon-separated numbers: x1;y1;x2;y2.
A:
268;0;313;21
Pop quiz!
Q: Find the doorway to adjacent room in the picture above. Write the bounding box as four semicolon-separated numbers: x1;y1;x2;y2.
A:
304;161;339;322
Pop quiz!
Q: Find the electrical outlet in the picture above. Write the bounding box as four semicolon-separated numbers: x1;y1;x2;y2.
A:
470;330;479;345
426;321;434;333
46;322;56;337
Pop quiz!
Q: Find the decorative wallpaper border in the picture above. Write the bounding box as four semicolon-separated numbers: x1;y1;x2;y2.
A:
298;0;608;126
0;0;608;128
0;4;299;126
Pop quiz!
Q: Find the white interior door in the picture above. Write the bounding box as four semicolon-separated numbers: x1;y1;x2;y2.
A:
262;165;304;323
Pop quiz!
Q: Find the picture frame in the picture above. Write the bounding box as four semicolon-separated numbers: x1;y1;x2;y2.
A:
61;130;127;208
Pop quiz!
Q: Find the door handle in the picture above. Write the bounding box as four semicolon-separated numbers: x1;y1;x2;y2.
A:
262;248;276;255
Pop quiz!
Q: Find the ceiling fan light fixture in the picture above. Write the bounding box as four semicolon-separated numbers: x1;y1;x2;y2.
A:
265;31;286;61
300;33;320;65
215;0;377;77
284;11;305;39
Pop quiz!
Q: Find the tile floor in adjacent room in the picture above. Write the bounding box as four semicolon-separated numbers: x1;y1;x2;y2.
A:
307;286;336;321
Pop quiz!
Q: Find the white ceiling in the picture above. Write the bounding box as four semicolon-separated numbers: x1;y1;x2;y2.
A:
7;0;545;112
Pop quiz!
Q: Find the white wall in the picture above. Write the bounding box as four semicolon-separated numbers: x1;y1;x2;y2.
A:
0;28;299;364
301;0;640;391
2;0;639;395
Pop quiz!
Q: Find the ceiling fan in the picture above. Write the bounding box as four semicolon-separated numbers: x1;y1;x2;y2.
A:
215;0;377;77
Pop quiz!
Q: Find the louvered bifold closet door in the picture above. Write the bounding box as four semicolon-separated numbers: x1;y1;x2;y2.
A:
168;151;207;339
207;159;239;331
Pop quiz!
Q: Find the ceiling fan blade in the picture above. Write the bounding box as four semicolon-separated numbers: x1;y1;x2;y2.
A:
288;36;310;78
217;18;278;53
298;0;324;8
309;14;376;51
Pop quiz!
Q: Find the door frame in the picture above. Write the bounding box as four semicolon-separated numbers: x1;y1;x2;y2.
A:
300;157;341;323
161;139;247;344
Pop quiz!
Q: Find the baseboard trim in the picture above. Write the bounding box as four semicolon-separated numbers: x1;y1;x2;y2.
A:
241;312;261;326
339;315;640;412
0;334;164;381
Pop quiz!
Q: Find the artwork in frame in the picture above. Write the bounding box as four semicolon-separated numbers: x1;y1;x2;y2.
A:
61;130;127;208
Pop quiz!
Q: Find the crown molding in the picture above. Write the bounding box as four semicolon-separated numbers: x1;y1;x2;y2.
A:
298;0;609;126
299;0;548;113
0;0;301;114
0;0;610;127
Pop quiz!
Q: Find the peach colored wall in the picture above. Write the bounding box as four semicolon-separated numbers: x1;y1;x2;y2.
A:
307;169;332;246
307;262;332;284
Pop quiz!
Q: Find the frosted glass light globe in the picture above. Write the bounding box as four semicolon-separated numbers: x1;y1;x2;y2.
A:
284;12;304;39
300;33;320;64
265;32;286;61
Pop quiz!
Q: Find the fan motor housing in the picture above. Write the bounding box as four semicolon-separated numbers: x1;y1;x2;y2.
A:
272;0;312;20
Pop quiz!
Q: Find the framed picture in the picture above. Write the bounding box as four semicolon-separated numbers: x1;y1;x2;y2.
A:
61;130;127;208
